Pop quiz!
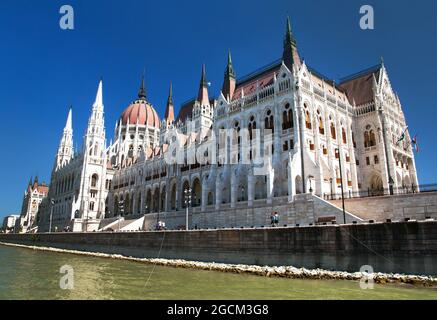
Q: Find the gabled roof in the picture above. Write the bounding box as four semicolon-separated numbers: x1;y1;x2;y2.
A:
176;98;215;123
232;59;282;101
339;64;381;106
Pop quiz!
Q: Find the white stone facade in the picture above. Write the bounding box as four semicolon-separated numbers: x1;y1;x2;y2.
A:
36;19;418;232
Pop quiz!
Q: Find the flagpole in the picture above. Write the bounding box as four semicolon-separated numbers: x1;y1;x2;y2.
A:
379;106;394;195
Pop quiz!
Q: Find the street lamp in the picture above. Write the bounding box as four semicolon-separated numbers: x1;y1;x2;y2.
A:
329;178;333;200
184;188;192;231
49;199;55;233
389;177;394;196
336;148;346;224
309;176;314;194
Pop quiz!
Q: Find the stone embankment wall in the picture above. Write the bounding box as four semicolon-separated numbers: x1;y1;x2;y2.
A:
330;191;437;222
143;194;361;231
2;220;437;275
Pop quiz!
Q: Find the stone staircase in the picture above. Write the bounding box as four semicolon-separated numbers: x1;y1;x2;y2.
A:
328;196;394;222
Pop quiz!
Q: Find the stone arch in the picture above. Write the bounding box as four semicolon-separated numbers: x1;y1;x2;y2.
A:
170;182;177;210
135;193;141;215
91;174;99;188
124;193;131;215
369;173;383;196
295;175;303;194
192;178;202;207
254;178;266;200
145;189;152;213
160;185;166;211
152;186;160;212
207;192;214;205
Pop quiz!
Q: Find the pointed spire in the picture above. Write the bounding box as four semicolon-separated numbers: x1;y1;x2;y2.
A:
168;82;173;105
28;176;33;187
282;16;301;70
165;82;175;124
222;51;237;101
284;16;297;47
197;64;210;106
138;73;147;100
224;50;236;79
94;80;103;107
200;64;207;88
65;107;72;132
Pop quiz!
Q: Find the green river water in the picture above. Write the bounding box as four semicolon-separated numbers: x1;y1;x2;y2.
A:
0;245;437;300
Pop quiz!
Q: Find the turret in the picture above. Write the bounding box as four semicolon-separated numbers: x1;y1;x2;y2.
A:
222;50;236;101
55;108;74;170
164;82;175;124
197;64;210;106
282;16;301;71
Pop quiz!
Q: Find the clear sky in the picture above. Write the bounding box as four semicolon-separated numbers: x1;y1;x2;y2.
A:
0;0;436;219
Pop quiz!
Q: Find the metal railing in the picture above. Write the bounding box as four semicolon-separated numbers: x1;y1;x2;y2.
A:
323;183;437;201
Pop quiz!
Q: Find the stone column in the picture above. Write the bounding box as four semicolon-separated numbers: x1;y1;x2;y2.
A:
287;152;295;202
266;157;274;204
247;173;254;207
230;170;237;208
201;180;208;212
164;185;169;212
215;178;222;210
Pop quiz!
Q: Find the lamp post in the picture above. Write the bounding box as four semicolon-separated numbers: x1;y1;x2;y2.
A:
329;178;333;200
336;148;346;224
309;176;314;194
389;177;394;196
184;188;192;231
49;198;55;233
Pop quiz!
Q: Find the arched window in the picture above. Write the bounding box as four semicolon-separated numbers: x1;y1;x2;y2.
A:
342;127;347;144
248;116;256;141
231;121;241;163
364;131;370;148
91;174;98;188
364;128;376;148
89;202;95;211
369;130;376;146
319;116;324;135
282;103;293;130
330;123;336;139
305;110;312;129
264;110;274;133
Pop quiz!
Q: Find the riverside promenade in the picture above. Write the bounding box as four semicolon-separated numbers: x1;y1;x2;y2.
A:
1;220;437;276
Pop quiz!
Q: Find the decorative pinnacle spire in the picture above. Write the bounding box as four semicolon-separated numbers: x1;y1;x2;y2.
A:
138;74;147;100
168;82;173;105
200;64;208;88
284;16;297;47
225;50;236;79
28;176;33;186
65;107;73;132
282;16;300;70
165;82;175;123
198;64;210;105
94;80;103;107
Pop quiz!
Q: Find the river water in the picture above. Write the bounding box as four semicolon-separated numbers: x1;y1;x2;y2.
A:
0;245;436;300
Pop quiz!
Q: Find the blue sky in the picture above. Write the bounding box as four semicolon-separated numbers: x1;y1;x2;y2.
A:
0;0;436;219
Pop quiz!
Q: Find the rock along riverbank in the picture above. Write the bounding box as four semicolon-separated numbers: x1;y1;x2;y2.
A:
1;241;436;287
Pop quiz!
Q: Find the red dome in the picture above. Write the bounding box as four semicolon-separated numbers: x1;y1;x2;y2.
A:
120;100;160;128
